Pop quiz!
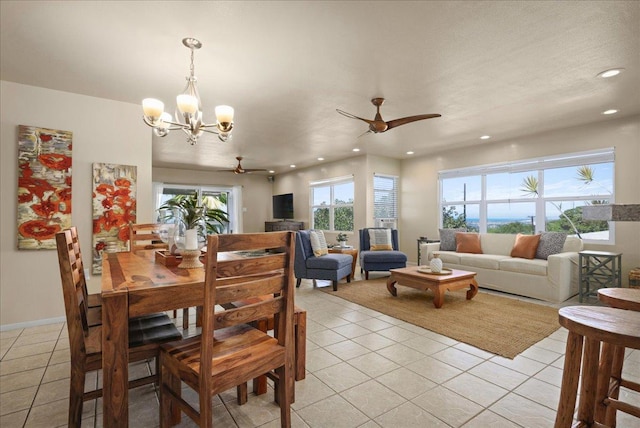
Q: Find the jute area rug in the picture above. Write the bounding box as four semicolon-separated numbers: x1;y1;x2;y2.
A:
320;277;560;359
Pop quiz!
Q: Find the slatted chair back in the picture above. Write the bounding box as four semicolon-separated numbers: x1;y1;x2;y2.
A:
202;231;296;394
129;223;168;252
56;228;93;340
68;226;91;306
159;231;296;427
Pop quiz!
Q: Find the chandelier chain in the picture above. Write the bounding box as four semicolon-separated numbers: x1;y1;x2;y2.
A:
189;47;195;79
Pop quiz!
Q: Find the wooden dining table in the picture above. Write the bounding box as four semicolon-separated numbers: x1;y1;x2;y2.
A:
101;250;207;427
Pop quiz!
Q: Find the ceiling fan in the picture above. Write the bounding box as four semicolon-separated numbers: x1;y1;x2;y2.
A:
336;98;441;135
218;156;267;174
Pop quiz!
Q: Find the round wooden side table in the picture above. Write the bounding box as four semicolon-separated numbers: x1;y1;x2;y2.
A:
598;287;640;311
595;287;640;426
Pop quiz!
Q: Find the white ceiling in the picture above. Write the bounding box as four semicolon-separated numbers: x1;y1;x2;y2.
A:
1;1;638;174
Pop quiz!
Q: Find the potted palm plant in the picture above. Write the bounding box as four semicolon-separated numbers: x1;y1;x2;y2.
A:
158;193;230;265
159;193;229;234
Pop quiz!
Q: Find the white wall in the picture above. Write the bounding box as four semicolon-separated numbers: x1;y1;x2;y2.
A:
152;167;273;234
273;155;401;244
0;81;152;327
400;115;640;284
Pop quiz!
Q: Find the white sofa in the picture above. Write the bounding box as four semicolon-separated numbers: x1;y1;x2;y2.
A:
421;234;583;303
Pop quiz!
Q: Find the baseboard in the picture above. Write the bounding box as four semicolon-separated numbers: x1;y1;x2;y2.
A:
0;316;66;332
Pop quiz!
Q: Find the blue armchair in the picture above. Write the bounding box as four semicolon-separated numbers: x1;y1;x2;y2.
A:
294;230;353;291
359;228;407;279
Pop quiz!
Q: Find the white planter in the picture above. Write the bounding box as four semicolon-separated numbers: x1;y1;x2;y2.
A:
430;253;443;273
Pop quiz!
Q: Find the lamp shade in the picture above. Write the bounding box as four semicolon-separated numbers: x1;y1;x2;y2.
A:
142;98;164;119
157;112;172;129
176;94;198;114
215;105;234;123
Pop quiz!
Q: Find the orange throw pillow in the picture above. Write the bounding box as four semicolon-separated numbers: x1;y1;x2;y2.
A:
510;233;542;259
456;232;482;254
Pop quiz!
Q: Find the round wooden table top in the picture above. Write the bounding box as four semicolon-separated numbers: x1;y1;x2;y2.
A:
559;306;640;349
598;288;640;311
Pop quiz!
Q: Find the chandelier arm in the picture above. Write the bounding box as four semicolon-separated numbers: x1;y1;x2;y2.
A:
142;116;157;127
161;119;190;129
200;128;221;135
199;122;218;129
143;116;184;131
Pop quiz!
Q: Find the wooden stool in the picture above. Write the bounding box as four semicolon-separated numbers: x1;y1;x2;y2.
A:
555;306;640;428
597;288;640;427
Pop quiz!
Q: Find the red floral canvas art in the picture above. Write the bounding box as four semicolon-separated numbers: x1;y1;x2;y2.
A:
91;163;137;274
17;125;73;250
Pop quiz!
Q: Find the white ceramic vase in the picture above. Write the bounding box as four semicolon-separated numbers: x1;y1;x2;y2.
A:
430;253;443;273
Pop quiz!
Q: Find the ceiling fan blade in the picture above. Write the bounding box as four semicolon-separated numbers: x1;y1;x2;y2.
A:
336;109;376;126
242;168;268;173
357;129;373;138
385;114;441;130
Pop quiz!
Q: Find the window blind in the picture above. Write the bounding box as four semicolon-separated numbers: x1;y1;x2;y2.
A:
373;173;398;219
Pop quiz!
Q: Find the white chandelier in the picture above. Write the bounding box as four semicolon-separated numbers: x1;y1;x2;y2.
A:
142;38;234;145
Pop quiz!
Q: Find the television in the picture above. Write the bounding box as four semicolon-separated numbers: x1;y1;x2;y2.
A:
272;193;294;220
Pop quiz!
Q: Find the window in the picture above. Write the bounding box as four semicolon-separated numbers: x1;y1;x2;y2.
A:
153;183;238;233
373;174;398;223
310;176;354;231
439;149;615;243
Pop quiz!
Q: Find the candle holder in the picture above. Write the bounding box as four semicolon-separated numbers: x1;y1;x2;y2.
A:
178;249;203;269
172;207;207;269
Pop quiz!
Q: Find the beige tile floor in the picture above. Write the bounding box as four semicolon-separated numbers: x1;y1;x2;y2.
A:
1;274;639;428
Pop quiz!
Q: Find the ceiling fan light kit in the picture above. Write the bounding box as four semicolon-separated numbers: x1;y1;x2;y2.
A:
142;38;234;145
336;97;441;135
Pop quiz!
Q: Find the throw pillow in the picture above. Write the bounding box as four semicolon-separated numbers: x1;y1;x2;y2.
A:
455;232;482;254
511;233;542;259
535;232;568;260
439;228;466;251
368;229;393;251
309;230;328;257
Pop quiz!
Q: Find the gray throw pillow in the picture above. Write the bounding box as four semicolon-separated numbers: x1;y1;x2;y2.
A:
535;232;568;260
439;228;466;251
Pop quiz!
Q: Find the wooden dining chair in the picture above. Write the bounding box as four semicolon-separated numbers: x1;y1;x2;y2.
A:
129;222;192;328
129;222;169;252
55;228;183;428
158;232;296;428
222;298;306;404
68;226;101;326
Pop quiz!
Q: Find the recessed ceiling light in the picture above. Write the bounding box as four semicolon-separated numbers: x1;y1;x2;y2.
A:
352;148;360;152
597;68;624;78
480;135;491;140
406;151;414;155
317;157;324;161
290;164;296;168
602;109;618;115
268;170;275;174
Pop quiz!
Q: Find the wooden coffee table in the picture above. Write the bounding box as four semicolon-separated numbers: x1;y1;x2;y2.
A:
386;266;478;309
